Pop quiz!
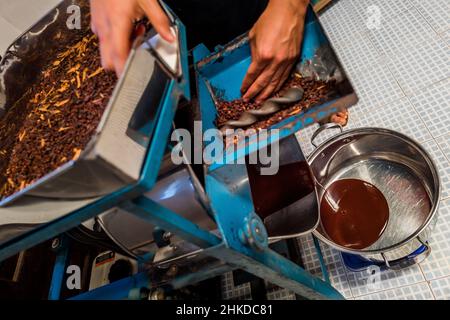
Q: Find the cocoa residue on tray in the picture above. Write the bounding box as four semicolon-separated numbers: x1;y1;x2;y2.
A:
215;75;337;130
0;31;117;199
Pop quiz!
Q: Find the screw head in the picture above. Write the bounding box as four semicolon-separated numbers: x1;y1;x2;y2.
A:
51;238;60;249
239;215;268;251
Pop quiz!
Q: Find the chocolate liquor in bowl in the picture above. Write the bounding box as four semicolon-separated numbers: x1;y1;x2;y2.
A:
247;160;315;220
319;179;390;250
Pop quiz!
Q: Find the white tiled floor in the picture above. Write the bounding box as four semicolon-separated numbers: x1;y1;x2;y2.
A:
292;0;450;300
222;0;450;301
356;282;435;300
2;0;449;301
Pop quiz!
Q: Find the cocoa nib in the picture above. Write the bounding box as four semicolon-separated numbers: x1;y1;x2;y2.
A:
0;31;117;199
215;75;338;130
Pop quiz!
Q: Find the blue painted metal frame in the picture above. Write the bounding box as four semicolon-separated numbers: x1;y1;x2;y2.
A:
0;8;344;300
48;236;70;300
0;16;191;263
195;8;347;171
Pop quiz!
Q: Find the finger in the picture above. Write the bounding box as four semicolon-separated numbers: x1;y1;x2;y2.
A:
96;18;115;71
110;19;134;76
255;64;287;103
90;0;102;34
91;21;97;35
274;63;294;93
99;34;114;72
139;0;175;42
241;60;267;98
90;4;113;68
242;65;277;101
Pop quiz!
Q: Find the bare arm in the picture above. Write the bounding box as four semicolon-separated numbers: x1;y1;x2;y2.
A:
241;0;309;103
90;0;174;77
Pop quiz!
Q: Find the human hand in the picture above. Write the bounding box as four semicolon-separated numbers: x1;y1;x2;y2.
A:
90;0;174;76
241;0;308;103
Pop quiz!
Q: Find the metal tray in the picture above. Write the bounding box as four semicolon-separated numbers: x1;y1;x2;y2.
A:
0;0;187;206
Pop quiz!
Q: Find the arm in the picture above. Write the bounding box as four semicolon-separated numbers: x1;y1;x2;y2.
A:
241;0;309;103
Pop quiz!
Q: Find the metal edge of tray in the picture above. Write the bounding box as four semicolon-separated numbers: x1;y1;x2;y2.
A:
0;0;168;206
195;6;358;172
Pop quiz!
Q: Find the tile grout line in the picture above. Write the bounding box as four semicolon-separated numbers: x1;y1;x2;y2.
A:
337;251;356;299
433;133;450;164
406;96;436;142
422;273;450;284
409;1;448;37
428;283;438;300
353;281;434;300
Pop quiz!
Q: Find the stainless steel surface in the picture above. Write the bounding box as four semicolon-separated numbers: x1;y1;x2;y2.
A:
0;0;181;205
98;165;216;257
0;196;99;244
308;127;440;262
310;122;343;148
259;135;320;241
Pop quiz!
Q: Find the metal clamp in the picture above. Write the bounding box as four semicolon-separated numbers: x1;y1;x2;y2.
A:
310;123;343;148
381;237;431;270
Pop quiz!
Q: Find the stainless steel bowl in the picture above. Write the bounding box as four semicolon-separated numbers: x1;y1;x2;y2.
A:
308;124;440;268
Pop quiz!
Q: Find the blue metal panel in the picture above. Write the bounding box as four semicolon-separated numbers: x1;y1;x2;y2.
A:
121;196;221;249
71;262;235;300
70;272;150;300
204;168;343;299
313;235;331;284
0;16;191;263
209;245;343;300
0;8;346;301
195;7;349;171
48;237;70;300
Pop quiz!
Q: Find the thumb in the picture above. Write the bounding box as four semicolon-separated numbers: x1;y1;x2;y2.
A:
139;0;175;42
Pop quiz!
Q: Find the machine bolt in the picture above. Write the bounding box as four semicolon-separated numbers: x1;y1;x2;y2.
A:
239;215;268;252
163;232;172;242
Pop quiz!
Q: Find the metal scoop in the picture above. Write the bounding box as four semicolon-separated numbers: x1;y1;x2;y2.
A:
220;87;304;131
